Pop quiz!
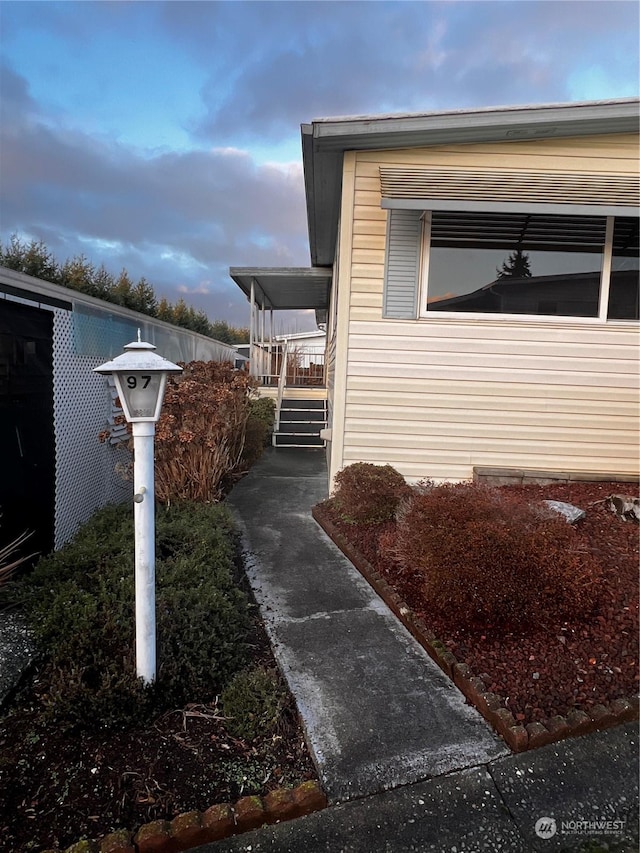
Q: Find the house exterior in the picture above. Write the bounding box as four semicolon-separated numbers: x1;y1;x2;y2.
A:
231;99;639;487
1;266;235;557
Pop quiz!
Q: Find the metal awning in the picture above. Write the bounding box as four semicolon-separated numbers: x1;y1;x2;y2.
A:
229;267;332;310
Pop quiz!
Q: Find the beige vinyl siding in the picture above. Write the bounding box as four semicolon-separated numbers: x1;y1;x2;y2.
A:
342;319;639;481
329;133;640;483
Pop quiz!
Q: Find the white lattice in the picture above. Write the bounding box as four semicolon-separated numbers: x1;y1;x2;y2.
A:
9;281;235;550
52;310;130;548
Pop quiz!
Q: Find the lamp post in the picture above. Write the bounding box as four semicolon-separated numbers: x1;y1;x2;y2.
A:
95;332;182;683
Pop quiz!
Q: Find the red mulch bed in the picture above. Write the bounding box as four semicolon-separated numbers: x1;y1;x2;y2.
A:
317;481;638;728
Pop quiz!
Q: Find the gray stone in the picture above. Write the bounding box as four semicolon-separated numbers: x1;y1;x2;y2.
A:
606;494;640;523
543;500;586;523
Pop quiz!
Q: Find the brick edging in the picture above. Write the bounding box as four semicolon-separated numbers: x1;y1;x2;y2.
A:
45;780;326;853
312;505;639;754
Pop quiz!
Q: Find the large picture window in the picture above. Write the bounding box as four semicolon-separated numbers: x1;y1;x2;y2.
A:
421;212;638;321
609;217;639;320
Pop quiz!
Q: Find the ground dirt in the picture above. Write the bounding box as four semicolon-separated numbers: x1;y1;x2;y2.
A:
319;481;639;726
0;619;317;853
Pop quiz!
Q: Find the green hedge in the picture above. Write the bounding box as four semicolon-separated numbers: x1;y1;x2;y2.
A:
16;502;252;729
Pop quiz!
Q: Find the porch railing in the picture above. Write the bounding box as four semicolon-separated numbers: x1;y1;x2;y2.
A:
251;343;325;388
275;341;288;433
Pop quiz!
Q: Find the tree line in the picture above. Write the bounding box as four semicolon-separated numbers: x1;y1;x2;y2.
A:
0;235;249;344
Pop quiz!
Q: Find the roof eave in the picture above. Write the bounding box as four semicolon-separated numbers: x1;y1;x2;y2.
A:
303;99;640;266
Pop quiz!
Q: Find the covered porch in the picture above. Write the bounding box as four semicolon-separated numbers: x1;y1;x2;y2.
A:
229;266;332;387
230;266;332;446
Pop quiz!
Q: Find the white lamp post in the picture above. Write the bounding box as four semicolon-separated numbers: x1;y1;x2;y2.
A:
95;332;182;683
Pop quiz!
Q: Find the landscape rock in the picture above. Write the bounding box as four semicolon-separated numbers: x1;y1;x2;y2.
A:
543;499;586;523
606;494;640;522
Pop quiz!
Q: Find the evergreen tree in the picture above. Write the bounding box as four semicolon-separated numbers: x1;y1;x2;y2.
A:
192;308;213;336
59;255;97;297
210;320;250;344
130;277;158;316
171;297;192;329
93;264;116;301
112;269;136;309
0;236;59;282
0;234;241;342
496;247;532;279
156;296;175;323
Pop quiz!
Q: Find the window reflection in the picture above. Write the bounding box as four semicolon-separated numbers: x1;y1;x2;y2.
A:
426;212;606;317
608;217;639;320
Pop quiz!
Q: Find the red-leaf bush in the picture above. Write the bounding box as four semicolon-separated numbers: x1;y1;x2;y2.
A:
394;482;602;631
331;462;412;525
154;360;258;502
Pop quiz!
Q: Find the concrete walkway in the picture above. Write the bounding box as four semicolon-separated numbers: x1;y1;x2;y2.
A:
228;448;506;803
213;447;639;852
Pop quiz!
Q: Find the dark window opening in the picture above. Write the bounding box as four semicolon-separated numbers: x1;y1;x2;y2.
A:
608;217;639;320
426;211;609;318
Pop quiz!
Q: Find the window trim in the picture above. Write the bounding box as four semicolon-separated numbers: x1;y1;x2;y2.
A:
418;211;637;324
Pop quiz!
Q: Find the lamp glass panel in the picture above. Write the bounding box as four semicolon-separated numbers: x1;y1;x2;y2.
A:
118;372;163;420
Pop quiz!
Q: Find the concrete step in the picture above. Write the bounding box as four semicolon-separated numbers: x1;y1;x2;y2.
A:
280;408;326;422
278;422;325;436
282;398;326;410
273;433;325;448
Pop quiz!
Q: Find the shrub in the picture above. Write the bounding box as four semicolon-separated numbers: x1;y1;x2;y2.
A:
331;462;412;525
241;397;276;469
153;361;258;502
19;502;252;729
221;666;288;742
394;482;602;631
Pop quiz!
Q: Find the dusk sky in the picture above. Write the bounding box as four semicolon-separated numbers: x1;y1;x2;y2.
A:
1;0;638;331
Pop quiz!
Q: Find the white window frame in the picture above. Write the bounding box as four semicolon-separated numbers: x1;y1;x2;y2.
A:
418;212;634;324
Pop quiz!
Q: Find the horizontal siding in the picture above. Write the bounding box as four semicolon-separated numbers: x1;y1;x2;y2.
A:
341;319;639;481
335;133;640;481
346;387;637;417
349;133;639;318
356;133;640;173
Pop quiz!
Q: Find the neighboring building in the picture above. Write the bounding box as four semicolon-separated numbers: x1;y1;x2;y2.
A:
231;99;640;487
1;266;235;556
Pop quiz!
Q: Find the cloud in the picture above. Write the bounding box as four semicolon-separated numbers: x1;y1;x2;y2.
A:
0;65;308;326
177;283;211;295
186;0;639;144
1;0;638;329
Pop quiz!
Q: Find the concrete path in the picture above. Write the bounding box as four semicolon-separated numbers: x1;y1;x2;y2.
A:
227;448;506;803
213;447;638;852
199;722;639;852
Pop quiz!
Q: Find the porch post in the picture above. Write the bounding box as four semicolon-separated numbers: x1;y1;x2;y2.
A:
269;308;274;383
260;298;266;380
249;278;256;378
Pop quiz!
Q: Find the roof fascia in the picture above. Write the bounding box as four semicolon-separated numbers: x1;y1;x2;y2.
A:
302;99;640;266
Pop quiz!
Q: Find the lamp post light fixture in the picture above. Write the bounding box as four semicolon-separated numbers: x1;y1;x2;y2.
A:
94;332;182;684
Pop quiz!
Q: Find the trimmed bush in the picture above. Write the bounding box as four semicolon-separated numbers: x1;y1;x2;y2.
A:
394;482;602;631
241;397;276;468
331;463;412;525
221;666;287;742
154;360;258;502
17;502;252;728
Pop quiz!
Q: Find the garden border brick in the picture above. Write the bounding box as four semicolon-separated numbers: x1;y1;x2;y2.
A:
44;780;327;853
312;505;639;755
